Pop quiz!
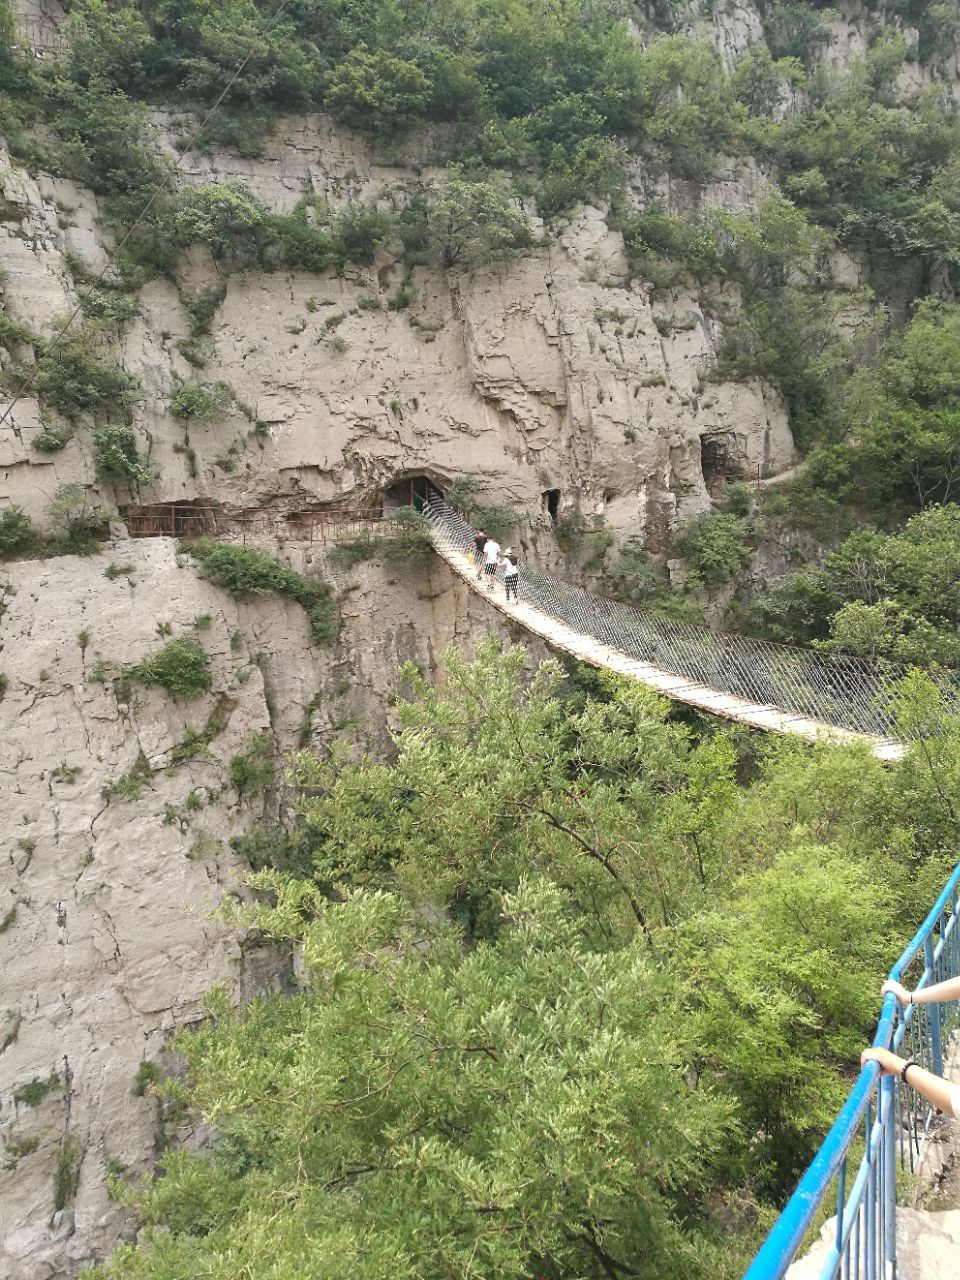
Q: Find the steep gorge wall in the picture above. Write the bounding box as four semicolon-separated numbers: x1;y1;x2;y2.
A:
0;105;798;555
0;535;547;1279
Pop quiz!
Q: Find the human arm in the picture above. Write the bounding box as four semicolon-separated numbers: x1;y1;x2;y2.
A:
861;1047;960;1118
882;976;960;1007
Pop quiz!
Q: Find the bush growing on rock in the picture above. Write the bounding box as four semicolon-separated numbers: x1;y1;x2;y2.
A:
169;382;232;421
260;198;392;273
676;512;756;588
34;328;139;423
229;731;276;797
0;506;37;559
184;541;339;646
130;637;212;700
93;424;151;487
45;484;109;555
169;181;265;257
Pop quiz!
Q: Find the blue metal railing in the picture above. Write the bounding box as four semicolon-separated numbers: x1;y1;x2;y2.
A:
744;863;960;1280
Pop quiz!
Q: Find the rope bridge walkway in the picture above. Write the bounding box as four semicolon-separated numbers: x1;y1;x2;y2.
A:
424;498;960;760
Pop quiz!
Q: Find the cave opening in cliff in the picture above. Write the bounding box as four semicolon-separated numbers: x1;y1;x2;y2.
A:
382;475;443;513
544;489;561;520
699;434;739;498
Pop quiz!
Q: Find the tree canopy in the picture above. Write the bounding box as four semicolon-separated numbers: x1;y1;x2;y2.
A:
86;643;960;1280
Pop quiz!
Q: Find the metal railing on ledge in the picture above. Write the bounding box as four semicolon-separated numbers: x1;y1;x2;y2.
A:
743;863;960;1280
422;497;960;744
121;503;394;545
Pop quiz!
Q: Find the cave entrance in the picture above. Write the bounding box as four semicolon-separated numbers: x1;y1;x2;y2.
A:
700;434;739;498
543;488;561;521
383;475;443;513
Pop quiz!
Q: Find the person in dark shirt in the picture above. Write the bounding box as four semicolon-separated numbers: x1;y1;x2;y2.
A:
473;529;487;579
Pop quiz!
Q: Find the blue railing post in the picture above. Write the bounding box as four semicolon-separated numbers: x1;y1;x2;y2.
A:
882;1074;897;1279
924;933;943;1076
742;862;960;1280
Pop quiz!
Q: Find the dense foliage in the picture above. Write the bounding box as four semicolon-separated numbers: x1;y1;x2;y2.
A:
183;540;339;645
128;637;212;699
746;301;960;659
87;643;960;1280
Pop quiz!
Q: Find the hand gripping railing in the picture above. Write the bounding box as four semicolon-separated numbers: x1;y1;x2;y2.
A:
422;497;960;744
743;862;960;1280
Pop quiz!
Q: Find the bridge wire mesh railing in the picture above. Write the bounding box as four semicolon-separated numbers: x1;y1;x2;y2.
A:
424;498;960;741
743;864;960;1280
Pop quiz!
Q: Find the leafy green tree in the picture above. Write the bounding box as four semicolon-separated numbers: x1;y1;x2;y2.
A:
679;843;894;1195
676;512;755;588
63;0;153;91
418;177;532;269
326;47;431;139
537;136;625;220
0;0;14;49
79;639;960;1279
169;182;265;257
761;0;835;64
95;878;735;1280
289;641;740;941
53;74;168;219
754;505;960;665
730;45;804;116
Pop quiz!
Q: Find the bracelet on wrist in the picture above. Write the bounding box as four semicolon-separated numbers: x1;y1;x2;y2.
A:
901;1058;916;1084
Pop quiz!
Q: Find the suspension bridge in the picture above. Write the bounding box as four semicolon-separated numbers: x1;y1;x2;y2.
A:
424;498;960;761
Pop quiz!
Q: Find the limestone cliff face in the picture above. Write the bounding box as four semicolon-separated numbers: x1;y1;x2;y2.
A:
0;107;798;552
0;535;545;1279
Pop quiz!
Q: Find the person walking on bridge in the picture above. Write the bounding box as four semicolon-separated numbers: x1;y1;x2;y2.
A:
473;528;487;579
482;534;501;590
501;548;520;602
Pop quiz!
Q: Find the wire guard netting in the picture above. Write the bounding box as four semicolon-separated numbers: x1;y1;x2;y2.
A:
424;498;960;741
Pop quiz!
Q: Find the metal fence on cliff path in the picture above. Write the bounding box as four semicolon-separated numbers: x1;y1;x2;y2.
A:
743;864;960;1280
423;497;960;742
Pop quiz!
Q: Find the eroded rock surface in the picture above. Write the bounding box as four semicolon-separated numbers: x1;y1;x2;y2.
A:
0;537;538;1279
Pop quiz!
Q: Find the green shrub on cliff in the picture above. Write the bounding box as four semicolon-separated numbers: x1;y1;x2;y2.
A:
130;637;212;700
183;541;339;645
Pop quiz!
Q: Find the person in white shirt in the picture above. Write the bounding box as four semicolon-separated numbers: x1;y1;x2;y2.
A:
861;975;960;1119
501;548;519;602
482;537;500;590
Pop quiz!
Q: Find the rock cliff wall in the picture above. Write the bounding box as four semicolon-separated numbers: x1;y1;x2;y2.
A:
0;107;798;553
0;535;545;1279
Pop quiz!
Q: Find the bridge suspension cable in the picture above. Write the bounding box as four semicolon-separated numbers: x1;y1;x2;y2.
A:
423;497;960;755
